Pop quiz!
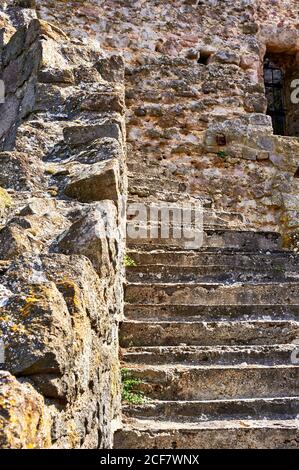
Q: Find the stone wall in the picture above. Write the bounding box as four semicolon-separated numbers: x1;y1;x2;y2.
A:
1;0;299;450
0;15;126;448
36;0;299;244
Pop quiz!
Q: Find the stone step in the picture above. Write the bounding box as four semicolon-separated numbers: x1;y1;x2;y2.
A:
128;177;214;208
124;304;299;321
127;204;245;230
125;282;299;306
120;320;299;347
127;161;182;179
126;249;296;268
124;161;299;450
122;397;299;422
122;345;295;366
127;229;282;251
129;189;200;204
124;364;299;400
128;175;191;198
114;419;299;449
126;161;208;187
126;264;299;283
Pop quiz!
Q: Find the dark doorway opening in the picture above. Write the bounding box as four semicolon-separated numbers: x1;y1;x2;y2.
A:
264;56;286;135
263;52;299;137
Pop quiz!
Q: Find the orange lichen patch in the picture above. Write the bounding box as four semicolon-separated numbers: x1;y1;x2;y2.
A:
26;443;35;449
65;420;80;448
20;296;40;317
0;187;12;209
0;373;52;448
0;316;9;323
0;396;16;408
11;325;19;332
19;284;57;317
56;279;82;314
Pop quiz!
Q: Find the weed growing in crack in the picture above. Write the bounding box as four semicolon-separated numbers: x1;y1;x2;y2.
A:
121;368;148;404
124;255;137;267
217;150;228;159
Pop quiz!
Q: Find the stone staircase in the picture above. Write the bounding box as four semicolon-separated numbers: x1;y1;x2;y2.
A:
114;165;299;449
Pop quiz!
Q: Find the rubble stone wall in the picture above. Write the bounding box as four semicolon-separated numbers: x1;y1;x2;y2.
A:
0;11;126;449
37;0;299;244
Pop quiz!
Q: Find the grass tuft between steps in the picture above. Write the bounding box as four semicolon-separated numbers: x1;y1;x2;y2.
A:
121;368;149;405
124;255;137;267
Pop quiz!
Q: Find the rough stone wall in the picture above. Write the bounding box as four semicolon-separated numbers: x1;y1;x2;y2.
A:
0;11;126;448
0;1;37;42
37;0;299;244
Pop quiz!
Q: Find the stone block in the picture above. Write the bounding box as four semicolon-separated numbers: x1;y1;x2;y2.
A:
80;93;124;114
213;51;240;66
95;55;124;83
64;159;120;203
57;203;118;278
0;372;51;449
63;124;122;147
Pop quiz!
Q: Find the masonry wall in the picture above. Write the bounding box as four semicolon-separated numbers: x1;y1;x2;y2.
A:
37;0;299;246
1;0;299;450
0;10;126;448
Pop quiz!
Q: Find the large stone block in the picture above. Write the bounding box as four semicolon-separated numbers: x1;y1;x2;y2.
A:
57;203;118;278
0;187;12;218
0;371;51;449
63;123;122;147
0;224;40;260
0;151;43;190
80;92;124;114
95;55;125;83
64;159;120;203
0;253;121;440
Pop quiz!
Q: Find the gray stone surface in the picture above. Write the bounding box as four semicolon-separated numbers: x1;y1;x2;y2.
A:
0;17;126;449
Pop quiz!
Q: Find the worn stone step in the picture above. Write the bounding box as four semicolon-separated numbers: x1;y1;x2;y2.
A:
127;205;245;231
122;345;295;366
125;282;299;306
128;191;209;205
114;419;299;449
129;189;198;204
127;161;184;179
123;397;299;422
126;264;299;283
128;178;213;208
124;304;299;321
126;249;297;268
128;175;191;196
127;229;282;250
124;364;299;400
120;320;299;347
